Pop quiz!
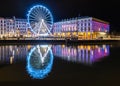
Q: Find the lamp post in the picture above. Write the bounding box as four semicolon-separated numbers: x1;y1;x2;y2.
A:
16;28;20;40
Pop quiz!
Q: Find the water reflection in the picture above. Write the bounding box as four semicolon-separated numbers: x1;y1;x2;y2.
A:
0;44;110;80
53;45;109;65
26;45;54;79
0;45;31;64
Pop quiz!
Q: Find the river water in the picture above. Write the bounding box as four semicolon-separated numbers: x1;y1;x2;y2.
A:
0;43;120;86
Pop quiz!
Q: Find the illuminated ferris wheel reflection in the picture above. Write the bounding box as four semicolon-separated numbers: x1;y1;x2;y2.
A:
26;45;53;79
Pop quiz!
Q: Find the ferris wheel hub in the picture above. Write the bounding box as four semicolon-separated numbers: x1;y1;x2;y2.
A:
41;19;44;22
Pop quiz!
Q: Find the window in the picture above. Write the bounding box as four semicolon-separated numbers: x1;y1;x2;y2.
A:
88;22;90;26
88;27;90;31
81;27;83;31
81;23;83;26
84;28;86;31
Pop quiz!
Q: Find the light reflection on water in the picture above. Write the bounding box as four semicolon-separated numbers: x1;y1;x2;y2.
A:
0;45;32;64
0;44;110;79
26;45;54;79
52;45;109;65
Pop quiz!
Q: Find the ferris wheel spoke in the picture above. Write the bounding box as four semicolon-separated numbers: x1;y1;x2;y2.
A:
32;10;37;16
45;20;53;25
29;19;37;22
44;9;50;15
44;13;51;18
45;17;52;21
29;15;37;20
34;7;40;15
35;7;41;17
29;11;38;17
30;13;40;21
45;17;53;23
45;9;48;13
30;15;40;21
44;16;51;21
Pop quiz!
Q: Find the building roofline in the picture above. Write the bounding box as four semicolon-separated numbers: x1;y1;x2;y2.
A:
54;16;109;24
92;17;109;24
55;16;91;23
78;16;91;19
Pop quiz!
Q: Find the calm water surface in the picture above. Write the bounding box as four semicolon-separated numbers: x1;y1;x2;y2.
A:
0;43;120;85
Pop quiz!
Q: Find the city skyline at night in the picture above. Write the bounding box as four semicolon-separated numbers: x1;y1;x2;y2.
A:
0;0;120;85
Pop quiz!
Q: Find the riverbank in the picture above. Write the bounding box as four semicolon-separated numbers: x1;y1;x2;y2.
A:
0;39;120;45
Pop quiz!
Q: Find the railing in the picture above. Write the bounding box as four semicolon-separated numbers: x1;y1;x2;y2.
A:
0;36;120;41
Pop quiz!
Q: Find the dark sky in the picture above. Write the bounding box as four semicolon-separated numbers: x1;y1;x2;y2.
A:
0;0;120;32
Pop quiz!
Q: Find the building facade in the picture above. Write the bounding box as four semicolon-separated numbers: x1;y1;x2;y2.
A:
14;18;29;36
53;17;110;39
0;17;29;38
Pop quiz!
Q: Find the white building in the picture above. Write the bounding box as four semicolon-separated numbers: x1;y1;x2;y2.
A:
53;16;110;39
0;17;29;38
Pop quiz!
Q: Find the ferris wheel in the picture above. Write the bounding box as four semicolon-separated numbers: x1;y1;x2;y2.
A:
27;5;53;36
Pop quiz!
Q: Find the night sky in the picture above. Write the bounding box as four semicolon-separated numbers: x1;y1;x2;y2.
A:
0;0;119;32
